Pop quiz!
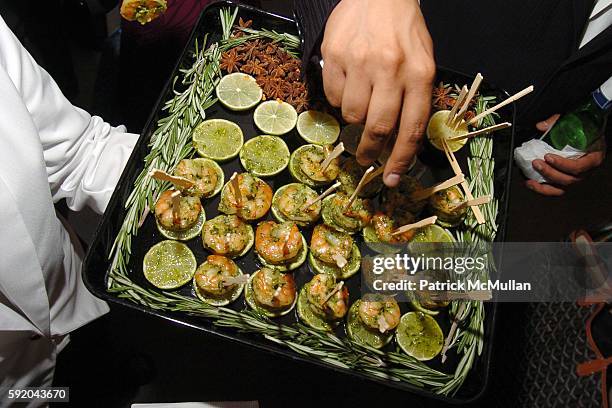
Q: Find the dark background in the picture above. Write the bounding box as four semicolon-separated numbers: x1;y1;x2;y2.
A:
0;0;609;407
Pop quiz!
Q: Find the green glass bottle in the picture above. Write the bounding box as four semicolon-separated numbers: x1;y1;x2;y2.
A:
544;88;610;151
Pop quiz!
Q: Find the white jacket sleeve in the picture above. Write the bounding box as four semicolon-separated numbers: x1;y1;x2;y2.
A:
0;16;139;214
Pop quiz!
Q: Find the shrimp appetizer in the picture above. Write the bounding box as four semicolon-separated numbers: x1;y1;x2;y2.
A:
347;296;401;349
297;274;350;331
428;185;467;227
338;157;383;198
362;212;417;250
193;255;246;306
321;192;373;234
255;220;307;271
288;144;340;187
201;215;254;258
271;183;321;227
120;0;167;25
154;189;205;241
308;224;361;279
218;172;272;221
245;268;297;317
173;158;224;199
382;175;427;216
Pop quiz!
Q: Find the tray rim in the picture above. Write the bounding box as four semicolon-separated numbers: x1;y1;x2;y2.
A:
82;1;515;403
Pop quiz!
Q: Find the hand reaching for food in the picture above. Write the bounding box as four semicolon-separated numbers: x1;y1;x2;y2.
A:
527;114;606;196
321;0;435;187
120;0;168;25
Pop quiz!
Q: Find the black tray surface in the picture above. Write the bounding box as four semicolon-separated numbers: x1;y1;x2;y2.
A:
83;1;514;403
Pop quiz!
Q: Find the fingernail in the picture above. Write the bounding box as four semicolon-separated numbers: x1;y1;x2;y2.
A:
533;161;543;171
385;173;400;186
544;154;554;164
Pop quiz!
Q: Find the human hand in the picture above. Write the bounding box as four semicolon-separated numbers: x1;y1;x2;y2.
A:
527;114;606;196
321;0;435;187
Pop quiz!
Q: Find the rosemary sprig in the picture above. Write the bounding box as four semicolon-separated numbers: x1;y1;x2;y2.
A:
106;7;499;398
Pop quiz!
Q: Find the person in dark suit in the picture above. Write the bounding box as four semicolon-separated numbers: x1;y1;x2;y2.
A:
294;0;610;196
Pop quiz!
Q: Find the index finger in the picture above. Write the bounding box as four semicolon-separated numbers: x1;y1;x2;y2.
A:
383;86;431;187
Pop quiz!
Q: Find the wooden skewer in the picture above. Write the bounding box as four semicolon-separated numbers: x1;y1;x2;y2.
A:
450;195;492;211
300;181;341;211
392;216;437;236
222;274;250;287
448;122;512;141
362;165;385;186
446;86;468;125
411;174;465;201
454;73;483;125
171;190;181;221
343;166;375;212
468;85;534;125
331;253;348;268
441;302;466;363
230;172;242;205
320;142;344;171
150;169;195;189
441;139;485;224
321;281;344;305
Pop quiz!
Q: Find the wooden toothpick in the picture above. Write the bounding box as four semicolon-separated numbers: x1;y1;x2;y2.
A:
392;216;437;236
450;195;492;211
411;174;465;201
300;181;341;212
222;274;249;287
320;142;344;171
343;166;375;212
447;86;468;125
321;281;344;305
454;73;483;125
441;139;485;224
362;165;385;186
448;122;512;141
171;190;181;221
150;169;195;190
468;85;534;126
230;172;242;205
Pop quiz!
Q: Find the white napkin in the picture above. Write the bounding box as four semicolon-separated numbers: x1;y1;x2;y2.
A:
513;139;584;183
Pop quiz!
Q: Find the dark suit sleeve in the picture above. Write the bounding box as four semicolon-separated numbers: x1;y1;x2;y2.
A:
293;0;340;63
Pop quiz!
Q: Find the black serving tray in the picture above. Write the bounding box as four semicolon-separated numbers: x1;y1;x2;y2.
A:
83;1;514;403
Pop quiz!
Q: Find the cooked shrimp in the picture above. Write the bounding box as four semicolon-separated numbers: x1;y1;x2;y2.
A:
252;268;296;309
358;298;401;333
120;0;167;25
370;212;415;243
219;173;272;221
174;159;219;198
383;175;427;215
333;193;372;225
154;189;201;231
255;221;303;264
202;215;251;257
276;184;320;223
298;145;340;182
310;224;353;266
338;157;382;197
306;274;349;320
194;255;240;297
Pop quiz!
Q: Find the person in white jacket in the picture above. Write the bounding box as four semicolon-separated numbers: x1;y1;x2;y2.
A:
0;13;138;403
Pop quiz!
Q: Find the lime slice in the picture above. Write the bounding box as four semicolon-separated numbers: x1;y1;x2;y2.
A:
346;300;394;349
410;224;455;243
308;242;361;279
239;135;290;177
143;240;197;290
426;110;469;153
253;100;298;135
256;234;308;272
156;208;206;242
193;119;243;161
297;110;340;145
396;312;444;361
339;124;363;155
216;73;263;111
296;285;336;331
288;144;339;187
244;270;298;318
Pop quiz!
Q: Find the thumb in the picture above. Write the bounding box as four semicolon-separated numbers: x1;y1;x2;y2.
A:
536;114;561;132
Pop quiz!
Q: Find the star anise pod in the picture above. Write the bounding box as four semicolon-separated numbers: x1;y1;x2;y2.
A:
240;40;260;60
241;59;266;76
270;66;286;78
269;81;286;99
238;17;252;29
220;48;241;73
292;93;309;112
464;110;476;122
432;82;455;110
